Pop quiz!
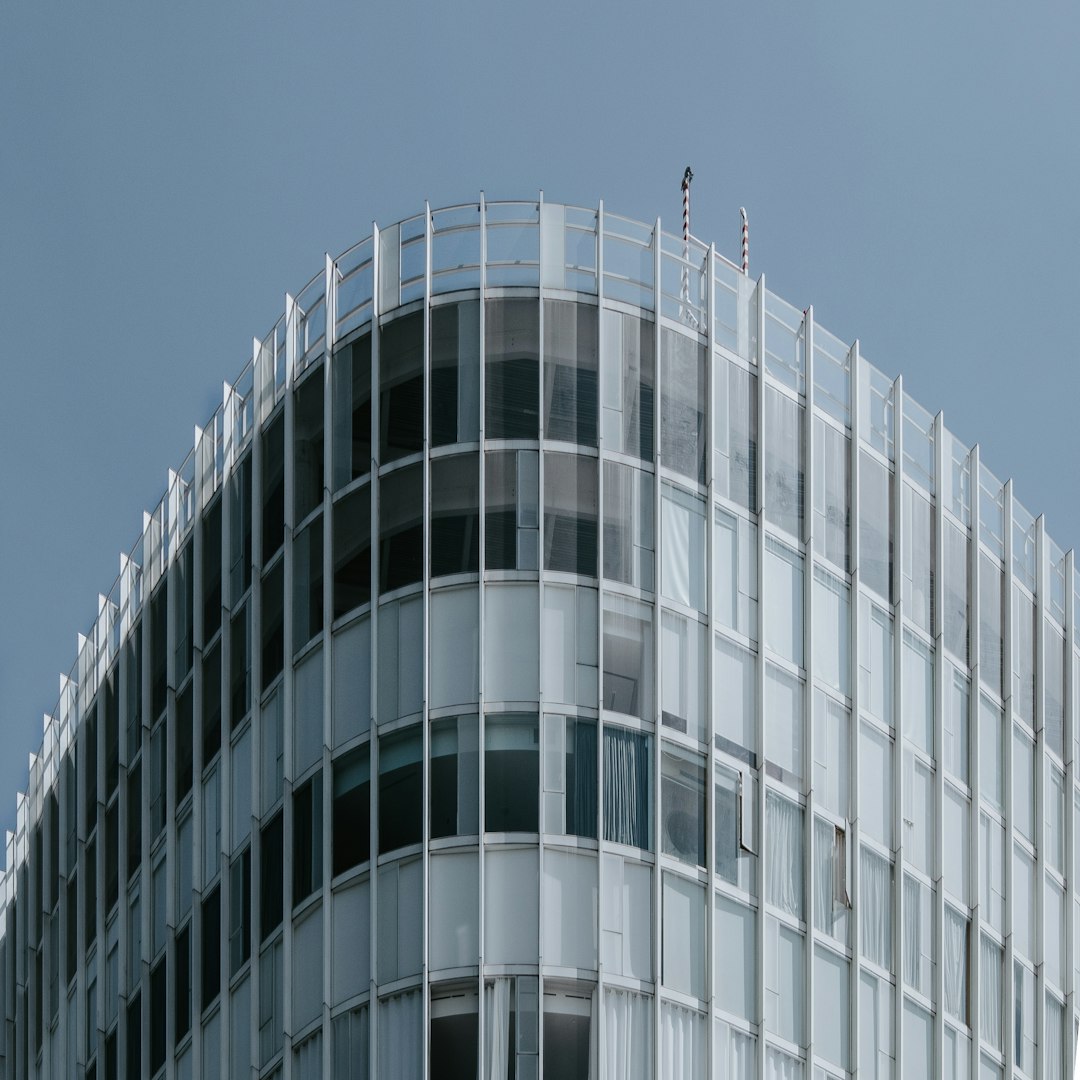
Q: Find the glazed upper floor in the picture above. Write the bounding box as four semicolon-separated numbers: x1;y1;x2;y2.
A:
5;194;1076;896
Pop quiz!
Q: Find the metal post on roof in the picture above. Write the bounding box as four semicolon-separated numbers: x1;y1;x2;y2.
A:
740;206;749;274
681;167;694;313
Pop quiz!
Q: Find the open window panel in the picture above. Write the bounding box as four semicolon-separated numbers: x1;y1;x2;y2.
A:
430;984;479;1080
715;759;757;891
542;982;595;1080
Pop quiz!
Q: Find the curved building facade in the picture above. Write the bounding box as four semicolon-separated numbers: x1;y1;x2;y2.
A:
0;196;1077;1080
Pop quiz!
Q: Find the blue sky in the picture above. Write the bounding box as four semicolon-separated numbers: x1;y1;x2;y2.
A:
0;0;1077;843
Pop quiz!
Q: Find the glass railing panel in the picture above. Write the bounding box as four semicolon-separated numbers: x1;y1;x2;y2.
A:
335;237;374;339
859;357;893;461
399;213;426;305
659;232;707;330
902;394;934;494
295;271;326;374
978;462;1004;559
602;213;654;309
813;324;850;426
763;289;805;394
1013;497;1036;592
942;428;971;526
431;206;480;293
712;257;755;363
485;201;539;286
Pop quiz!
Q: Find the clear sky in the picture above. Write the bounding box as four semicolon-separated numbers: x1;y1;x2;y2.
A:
0;0;1077;844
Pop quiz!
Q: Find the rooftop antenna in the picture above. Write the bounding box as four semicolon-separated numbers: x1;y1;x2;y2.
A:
681;166;694;319
740;206;749;275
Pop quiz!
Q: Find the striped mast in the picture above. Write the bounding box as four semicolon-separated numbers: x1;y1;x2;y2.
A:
740;206;749;274
681;166;693;317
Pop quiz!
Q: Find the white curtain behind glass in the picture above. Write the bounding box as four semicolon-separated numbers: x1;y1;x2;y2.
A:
1044;994;1064;1080
765;1045;804;1080
485;978;511;1080
379;989;421;1080
860;848;892;970
660;1001;705;1080
766;793;803;918
978;936;1001;1050
714;1018;753;1080
903;875;923;991
604;988;650;1080
943;907;967;1021
813;817;838;936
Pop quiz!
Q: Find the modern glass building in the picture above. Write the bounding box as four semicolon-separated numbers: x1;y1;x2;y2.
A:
0;195;1076;1080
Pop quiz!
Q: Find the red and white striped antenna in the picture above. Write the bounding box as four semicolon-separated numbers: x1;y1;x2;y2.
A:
740;207;749;274
681;166;693;314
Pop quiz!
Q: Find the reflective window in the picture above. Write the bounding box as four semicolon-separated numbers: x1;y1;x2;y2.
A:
602;594;653;721
765;916;804;1044
860;847;892;969
715;357;756;511
294;372;324;522
430;715;479;839
813;417;849;571
813;566;850;694
485;449;538;571
660;328;707;484
859;599;893;729
430;987;479;1080
333;746;370;874
601;309;654;460
661;744;706;867
859;451;892;602
1045;623;1065;759
543;452;597;576
978;553;1004;698
1012;587;1036;725
1013;727;1035;843
542;985;594;1080
661;483;706;612
714;507;757;641
292;772;322;906
431;300;480;446
379;311;423;463
261;412;285;562
979;694;1003;811
331;333;372;490
765;663;803;787
485;713;539;833
943;666;969;785
813;690;848;818
860;722;892;848
379;463;423;593
430;453;479;577
763;386;803;538
602;461;654;590
660;610;707;742
978;811;1005;934
333;483;371;617
260;560;284;691
902;629;933;755
764;536;803;666
714;635;756;766
378;726;422;853
942;519;968;663
902;485;934;634
293;516;323;654
715;763;754;892
544;300;597;446
486;299;539;439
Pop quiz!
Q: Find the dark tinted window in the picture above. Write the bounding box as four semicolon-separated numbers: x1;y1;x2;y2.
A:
261;413;285;561
485;713;539;833
333;746;370;875
378;727;422;853
431;301;480;446
332;334;372;490
294;372;325;522
292;775;323;906
380;312;424;463
333;483;371;617
544;300;597;446
486;299;539;439
431;454;479;577
379;464;423;593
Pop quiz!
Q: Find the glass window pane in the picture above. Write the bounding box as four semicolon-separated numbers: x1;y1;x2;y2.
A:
333;483;371;618
813;417;849;572
859;452;892;603
859;598;893;730
601;310;654;460
294;372;325;523
944;666;970;785
660;329;707;485
902;629;934;755
715;358;756;511
544;300;597;446
942;520;969;663
765;663;803;787
332;333;372;491
293;516;324;654
431;300;480;447
379;311;424;463
1012;587;1036;726
486;299;539;439
764;536;803;666
902;485;934;635
978;554;1004;698
430;453;479;577
978;811;1005;934
661;744;706;867
431;714;479;839
714;507;757;642
602;594;653;722
763;386;803;538
714;635;756;767
544;452;597;576
378;727;422;853
485;449;538;571
262;413;285;562
660;611;707;742
765;792;803;918
661;483;706;611
602;461;654;591
333;745;370;875
1013;728;1035;842
379;463;423;593
485;713;539;833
